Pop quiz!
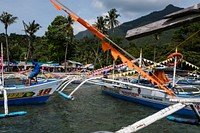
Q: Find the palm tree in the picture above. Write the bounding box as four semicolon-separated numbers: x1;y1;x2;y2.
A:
0;12;18;68
106;8;120;33
23;20;41;60
95;16;108;34
105;8;120;65
94;16;108;67
64;16;74;72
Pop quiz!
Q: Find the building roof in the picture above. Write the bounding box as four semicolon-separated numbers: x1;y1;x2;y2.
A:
66;60;82;65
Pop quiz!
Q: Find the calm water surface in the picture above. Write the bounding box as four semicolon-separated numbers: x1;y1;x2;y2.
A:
0;84;199;133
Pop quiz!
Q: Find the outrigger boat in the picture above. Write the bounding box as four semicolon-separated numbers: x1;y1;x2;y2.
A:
1;77;63;105
0;43;68;117
0;77;63;117
50;0;200;132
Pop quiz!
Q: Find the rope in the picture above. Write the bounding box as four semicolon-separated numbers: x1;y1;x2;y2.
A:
156;28;200;63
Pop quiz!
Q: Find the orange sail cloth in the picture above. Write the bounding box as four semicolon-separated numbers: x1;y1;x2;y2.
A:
50;0;174;98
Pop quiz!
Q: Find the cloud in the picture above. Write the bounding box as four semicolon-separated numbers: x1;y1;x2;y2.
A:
92;0;104;10
94;0;180;12
92;0;181;20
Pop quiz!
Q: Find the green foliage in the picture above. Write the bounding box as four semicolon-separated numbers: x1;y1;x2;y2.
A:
94;16;108;34
0;12;18;64
0;12;18;29
23;20;41;59
45;15;74;62
171;22;200;66
105;8;120;30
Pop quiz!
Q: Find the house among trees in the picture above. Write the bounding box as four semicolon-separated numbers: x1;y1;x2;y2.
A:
0;60;84;73
61;60;83;72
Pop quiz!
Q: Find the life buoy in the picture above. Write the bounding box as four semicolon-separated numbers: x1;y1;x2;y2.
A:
167;52;183;66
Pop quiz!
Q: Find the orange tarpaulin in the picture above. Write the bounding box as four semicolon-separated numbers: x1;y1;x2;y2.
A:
151;71;170;84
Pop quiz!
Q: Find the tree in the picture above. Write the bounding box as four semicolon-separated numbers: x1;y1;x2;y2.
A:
105;8;120;65
95;16;108;34
0;12;17;67
171;22;200;66
45;16;74;63
75;37;97;65
93;16;108;68
64;15;74;72
106;8;120;33
23;20;41;60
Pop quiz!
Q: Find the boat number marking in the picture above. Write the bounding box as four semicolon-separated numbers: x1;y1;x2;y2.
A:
37;88;52;96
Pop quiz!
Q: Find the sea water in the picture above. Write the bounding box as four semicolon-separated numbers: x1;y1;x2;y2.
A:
0;84;199;133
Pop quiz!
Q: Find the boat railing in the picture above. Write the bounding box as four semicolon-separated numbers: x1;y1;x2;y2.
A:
57;76;102;100
0;85;27;117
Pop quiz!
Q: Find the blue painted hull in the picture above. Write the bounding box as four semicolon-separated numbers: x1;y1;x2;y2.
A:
102;90;197;117
0;95;50;105
0;79;63;105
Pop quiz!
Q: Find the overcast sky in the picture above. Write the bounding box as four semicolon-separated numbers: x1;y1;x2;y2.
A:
0;0;199;36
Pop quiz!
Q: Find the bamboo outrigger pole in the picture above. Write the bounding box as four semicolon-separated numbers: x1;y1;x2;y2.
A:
50;0;175;98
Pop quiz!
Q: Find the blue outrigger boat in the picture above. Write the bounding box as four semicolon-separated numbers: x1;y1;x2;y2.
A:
0;77;63;105
0;42;67;117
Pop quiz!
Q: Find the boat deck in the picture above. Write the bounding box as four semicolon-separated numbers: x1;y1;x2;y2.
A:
4;78;57;89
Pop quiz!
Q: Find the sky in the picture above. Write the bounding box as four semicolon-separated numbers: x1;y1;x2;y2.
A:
0;0;199;36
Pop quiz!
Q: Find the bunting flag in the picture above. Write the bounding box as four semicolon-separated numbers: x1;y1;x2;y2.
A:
182;59;199;70
111;49;119;61
158;57;199;70
119;54;133;70
102;41;111;52
50;0;174;98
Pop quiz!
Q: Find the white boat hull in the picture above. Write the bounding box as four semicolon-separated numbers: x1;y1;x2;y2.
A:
101;82;200;117
0;79;62;105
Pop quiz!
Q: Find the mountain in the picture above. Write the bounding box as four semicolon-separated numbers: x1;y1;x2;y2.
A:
75;4;182;40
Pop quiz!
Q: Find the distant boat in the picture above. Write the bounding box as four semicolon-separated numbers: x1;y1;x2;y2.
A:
175;78;200;86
